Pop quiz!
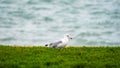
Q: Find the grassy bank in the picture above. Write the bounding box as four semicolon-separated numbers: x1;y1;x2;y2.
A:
0;45;120;68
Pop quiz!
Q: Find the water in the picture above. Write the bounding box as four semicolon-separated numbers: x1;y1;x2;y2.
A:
0;0;120;46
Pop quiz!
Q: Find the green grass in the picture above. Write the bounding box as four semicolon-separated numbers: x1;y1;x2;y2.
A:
0;45;120;68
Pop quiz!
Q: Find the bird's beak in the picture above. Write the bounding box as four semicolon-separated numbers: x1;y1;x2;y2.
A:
70;37;72;39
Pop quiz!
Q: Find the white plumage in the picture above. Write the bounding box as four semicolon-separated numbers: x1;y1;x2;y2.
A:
45;34;72;48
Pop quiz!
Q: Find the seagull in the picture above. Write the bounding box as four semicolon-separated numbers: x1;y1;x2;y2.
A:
45;34;72;48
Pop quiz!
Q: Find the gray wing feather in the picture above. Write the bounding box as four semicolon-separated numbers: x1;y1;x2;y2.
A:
49;41;62;48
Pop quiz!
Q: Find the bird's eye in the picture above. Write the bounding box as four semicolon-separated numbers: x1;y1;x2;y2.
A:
67;35;69;37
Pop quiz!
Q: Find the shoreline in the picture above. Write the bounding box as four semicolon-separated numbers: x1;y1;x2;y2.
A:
0;44;120;47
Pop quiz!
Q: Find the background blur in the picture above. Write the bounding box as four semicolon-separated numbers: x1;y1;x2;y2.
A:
0;0;120;46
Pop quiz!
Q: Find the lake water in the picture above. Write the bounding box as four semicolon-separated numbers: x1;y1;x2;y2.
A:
0;0;120;46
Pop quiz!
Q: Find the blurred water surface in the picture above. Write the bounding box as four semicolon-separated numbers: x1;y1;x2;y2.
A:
0;0;120;46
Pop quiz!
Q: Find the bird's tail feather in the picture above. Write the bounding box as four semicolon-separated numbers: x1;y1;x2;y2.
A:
45;44;48;46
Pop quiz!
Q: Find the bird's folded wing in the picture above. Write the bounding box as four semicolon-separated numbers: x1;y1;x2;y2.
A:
49;41;62;48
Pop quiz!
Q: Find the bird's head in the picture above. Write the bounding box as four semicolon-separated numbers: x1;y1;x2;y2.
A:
64;34;72;40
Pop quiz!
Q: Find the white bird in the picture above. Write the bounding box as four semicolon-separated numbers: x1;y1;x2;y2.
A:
45;34;72;48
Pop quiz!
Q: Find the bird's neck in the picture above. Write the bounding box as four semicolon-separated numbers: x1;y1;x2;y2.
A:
62;37;69;42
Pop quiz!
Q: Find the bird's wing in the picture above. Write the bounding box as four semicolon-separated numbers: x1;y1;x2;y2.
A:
49;40;62;48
